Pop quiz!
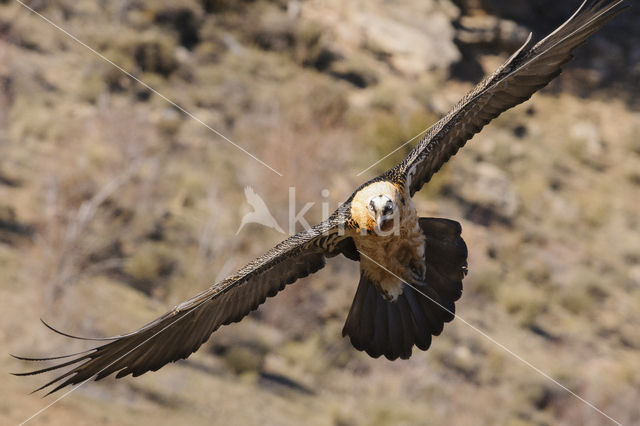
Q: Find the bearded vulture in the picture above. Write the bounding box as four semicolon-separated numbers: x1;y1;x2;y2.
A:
14;0;627;395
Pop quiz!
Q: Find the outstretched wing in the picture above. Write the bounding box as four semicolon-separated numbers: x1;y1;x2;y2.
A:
389;0;627;196
14;213;356;395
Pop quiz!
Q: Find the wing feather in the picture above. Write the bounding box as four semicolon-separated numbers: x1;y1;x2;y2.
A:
14;215;353;394
389;0;627;195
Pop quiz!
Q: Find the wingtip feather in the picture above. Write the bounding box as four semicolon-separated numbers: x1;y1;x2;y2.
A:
40;318;117;341
10;347;96;362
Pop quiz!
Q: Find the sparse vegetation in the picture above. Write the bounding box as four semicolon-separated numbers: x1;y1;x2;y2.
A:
1;1;639;425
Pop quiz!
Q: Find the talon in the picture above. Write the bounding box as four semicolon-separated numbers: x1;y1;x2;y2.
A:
408;260;427;282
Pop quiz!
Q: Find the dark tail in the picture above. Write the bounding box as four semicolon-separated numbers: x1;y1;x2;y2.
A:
342;218;468;360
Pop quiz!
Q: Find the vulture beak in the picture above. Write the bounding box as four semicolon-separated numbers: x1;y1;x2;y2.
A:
369;195;397;233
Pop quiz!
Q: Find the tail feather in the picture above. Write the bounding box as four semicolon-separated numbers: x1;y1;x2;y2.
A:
403;288;433;351
373;301;389;358
396;296;418;358
342;217;467;360
342;276;366;349
386;302;403;360
416;291;447;336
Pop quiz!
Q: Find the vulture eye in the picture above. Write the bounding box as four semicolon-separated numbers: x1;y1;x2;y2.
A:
368;200;376;211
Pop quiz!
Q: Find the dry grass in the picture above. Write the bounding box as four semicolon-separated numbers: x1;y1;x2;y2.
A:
1;1;639;425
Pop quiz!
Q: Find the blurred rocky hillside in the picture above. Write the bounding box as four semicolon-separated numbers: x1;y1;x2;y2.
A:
1;1;639;425
452;0;640;100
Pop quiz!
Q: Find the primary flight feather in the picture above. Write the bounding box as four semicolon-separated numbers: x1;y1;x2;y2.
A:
13;0;627;395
